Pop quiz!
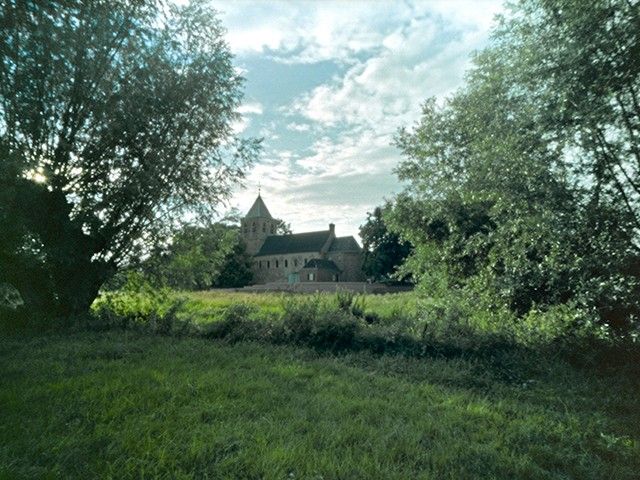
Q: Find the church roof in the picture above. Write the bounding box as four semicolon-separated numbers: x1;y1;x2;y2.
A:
255;230;331;256
328;236;361;252
245;195;272;219
302;259;341;271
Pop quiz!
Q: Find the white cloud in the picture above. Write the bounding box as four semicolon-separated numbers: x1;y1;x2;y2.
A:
231;117;250;134
225;0;505;237
216;1;409;63
286;122;311;132
237;102;264;115
289;17;490;133
428;0;503;31
217;1;502;64
231;125;404;238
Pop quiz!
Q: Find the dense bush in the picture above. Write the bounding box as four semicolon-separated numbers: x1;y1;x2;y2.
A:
359;204;412;282
202;303;267;342
334;290;366;319
282;295;359;350
91;274;194;335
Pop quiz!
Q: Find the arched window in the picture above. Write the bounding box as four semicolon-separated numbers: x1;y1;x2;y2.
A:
259;261;262;269
275;260;279;268
284;259;288;268
267;261;270;269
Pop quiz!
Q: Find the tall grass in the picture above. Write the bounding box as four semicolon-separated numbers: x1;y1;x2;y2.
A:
88;286;638;367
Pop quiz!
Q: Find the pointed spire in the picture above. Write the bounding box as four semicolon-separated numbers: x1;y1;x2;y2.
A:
245;193;272;219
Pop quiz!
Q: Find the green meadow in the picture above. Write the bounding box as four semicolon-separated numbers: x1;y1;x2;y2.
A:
180;290;419;325
1;290;639;479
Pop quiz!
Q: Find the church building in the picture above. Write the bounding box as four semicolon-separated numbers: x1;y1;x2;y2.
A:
241;194;364;284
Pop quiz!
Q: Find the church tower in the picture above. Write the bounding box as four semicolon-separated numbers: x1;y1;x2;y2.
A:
241;194;279;255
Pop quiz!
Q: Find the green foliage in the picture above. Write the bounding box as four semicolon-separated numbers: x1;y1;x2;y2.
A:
514;303;603;348
281;295;359;350
202;303;263;342
390;0;640;333
0;155;115;317
0;283;23;311
335;289;367;319
273;218;293;235
141;223;253;290
0;0;257;316
335;289;356;312
91;273;194;335
359;204;412;282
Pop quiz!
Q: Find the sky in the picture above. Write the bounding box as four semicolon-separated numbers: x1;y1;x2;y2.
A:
215;0;505;241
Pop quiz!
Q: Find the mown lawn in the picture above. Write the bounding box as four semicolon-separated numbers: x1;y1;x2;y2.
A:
1;330;638;479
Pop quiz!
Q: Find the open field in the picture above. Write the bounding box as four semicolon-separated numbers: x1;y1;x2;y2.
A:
1;328;639;479
181;290;420;324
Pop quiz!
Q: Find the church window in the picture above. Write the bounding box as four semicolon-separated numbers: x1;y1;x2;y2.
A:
267;261;270;269
275;260;279;268
259;261;262;269
252;222;256;233
284;259;288;268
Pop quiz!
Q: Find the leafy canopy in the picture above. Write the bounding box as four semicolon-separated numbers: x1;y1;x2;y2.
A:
359;204;412;282
0;0;258;315
390;0;640;331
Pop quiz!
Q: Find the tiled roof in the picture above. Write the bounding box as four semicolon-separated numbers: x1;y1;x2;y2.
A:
245;195;272;219
328;236;361;252
302;259;341;271
255;230;330;256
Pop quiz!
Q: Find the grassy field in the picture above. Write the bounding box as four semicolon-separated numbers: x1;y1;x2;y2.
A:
1;328;639;479
181;290;420;324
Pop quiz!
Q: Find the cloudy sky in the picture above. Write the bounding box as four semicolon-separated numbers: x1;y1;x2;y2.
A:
216;0;504;240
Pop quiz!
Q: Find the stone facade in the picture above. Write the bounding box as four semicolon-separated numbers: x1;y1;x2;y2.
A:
241;195;364;284
252;251;320;284
325;251;364;282
240;195;280;256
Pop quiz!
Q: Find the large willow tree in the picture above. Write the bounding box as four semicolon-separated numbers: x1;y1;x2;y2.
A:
391;0;640;331
0;0;258;316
